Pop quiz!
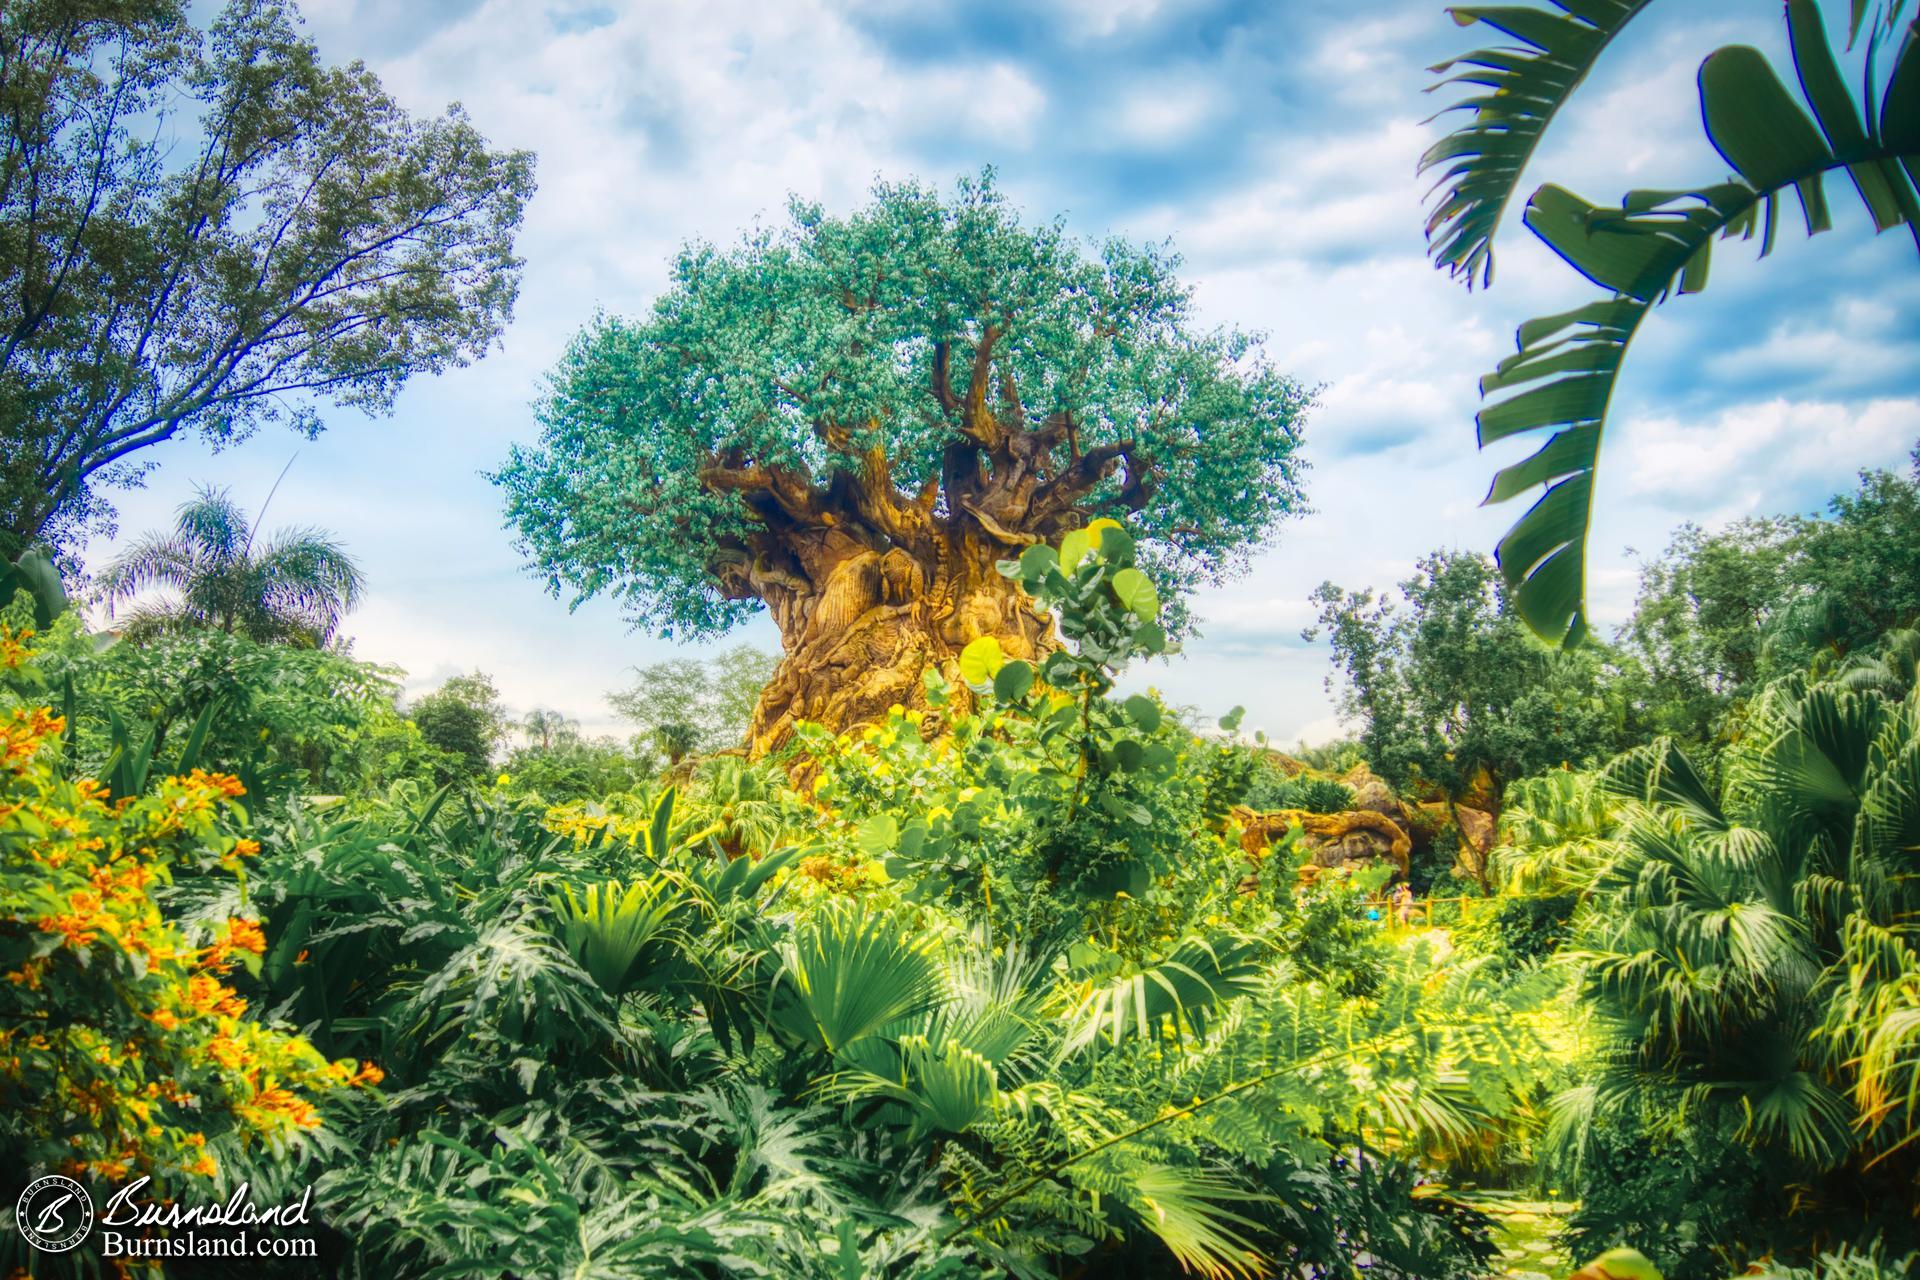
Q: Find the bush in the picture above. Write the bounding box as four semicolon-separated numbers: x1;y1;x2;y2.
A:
1556;1114;1783;1280
1244;767;1355;815
1452;891;1581;966
0;608;371;1273
37;620;413;798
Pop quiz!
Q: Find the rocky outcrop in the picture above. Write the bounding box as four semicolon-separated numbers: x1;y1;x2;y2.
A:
1413;801;1497;856
1454;804;1496;855
1340;762;1413;828
1234;805;1411;880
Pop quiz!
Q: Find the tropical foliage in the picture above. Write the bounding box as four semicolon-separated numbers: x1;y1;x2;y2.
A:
1424;0;1920;644
0;597;374;1277
97;487;365;646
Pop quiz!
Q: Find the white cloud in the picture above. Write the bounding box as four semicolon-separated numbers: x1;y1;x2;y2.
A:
1618;396;1920;519
903;62;1049;146
1706;295;1920;393
1109;78;1220;146
1050;0;1173;39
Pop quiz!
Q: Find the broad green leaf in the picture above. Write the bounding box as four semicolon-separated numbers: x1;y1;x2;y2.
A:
1883;16;1920;161
1524;184;1678;300
993;658;1035;702
1017;544;1057;577
1110;567;1160;620
1133;621;1168;653
1123;694;1162;732
1058;528;1093;572
855;813;900;855
1218;705;1245;732
1787;0;1908;230
1;548;68;629
958;635;1005;684
1699;46;1833;203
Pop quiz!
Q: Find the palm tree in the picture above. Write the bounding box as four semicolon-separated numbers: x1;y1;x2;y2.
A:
520;707;579;750
97;486;364;646
689;756;792;858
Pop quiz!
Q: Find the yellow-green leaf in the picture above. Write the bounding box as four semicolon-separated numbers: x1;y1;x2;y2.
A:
958;636;1005;684
1059;529;1093;572
1110;567;1160;621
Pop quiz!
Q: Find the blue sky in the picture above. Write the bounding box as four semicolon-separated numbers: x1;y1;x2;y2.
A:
85;0;1920;744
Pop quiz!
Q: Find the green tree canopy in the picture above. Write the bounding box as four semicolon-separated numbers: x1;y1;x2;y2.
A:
607;645;774;760
1309;549;1628;805
494;173;1309;647
1617;448;1920;750
409;671;505;780
1616;516;1799;749
0;0;535;554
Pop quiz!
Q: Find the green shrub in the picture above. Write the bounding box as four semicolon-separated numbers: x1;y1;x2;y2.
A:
1234;746;1356;816
1452;892;1581;966
1556;1114;1783;1280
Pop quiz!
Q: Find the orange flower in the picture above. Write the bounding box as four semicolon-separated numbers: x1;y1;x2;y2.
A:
185;974;247;1019
0;623;35;669
1;707;64;767
224;918;267;955
205;1035;248;1071
244;1082;320;1130
37;912;99;948
334;1060;384;1087
184;769;247;799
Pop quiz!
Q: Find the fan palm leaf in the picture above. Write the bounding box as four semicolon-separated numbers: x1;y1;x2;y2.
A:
769;902;945;1054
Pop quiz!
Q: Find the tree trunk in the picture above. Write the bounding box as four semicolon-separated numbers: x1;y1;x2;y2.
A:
746;531;1052;755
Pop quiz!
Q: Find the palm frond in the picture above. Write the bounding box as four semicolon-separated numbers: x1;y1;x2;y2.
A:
552;876;696;997
769;902;945;1054
1063;934;1262;1057
1481;16;1920;644
1077;1158;1272;1280
1421;0;1657;287
96;531;201;612
173;486;251;562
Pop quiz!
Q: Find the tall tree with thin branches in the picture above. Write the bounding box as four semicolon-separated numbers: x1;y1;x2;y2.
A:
0;0;535;556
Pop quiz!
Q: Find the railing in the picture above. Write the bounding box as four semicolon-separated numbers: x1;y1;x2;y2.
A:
1363;895;1484;927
